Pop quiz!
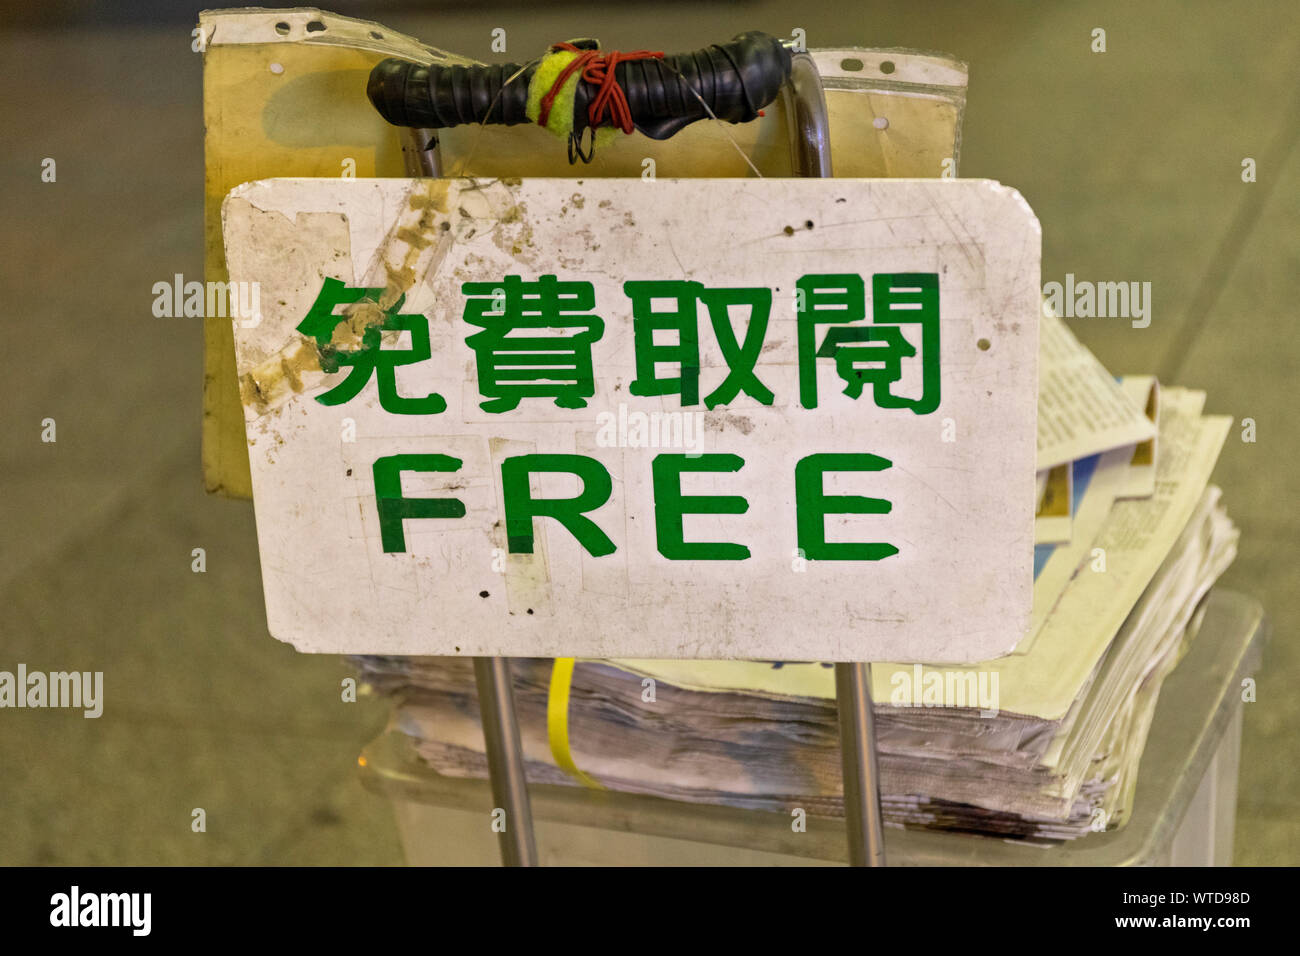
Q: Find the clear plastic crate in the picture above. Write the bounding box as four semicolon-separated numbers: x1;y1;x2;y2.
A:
360;589;1264;866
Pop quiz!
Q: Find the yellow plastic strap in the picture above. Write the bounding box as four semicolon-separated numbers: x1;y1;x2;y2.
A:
547;658;605;790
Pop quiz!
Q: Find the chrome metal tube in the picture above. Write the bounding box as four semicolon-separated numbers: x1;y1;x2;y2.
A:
473;656;538;866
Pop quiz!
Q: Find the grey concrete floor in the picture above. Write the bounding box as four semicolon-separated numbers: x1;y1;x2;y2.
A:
1;1;1297;864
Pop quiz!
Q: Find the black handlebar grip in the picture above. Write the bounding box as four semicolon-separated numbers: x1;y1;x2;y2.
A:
366;31;792;140
367;59;535;129
625;32;792;139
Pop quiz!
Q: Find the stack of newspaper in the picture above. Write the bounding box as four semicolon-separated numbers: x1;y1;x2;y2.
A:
354;310;1237;841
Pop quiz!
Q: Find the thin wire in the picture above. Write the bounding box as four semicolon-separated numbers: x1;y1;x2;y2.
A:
656;59;765;178
450;56;543;179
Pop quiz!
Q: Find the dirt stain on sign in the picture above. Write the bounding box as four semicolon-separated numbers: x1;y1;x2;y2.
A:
237;179;452;416
704;411;756;435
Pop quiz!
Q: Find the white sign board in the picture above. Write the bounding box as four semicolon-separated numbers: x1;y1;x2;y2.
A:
224;177;1039;662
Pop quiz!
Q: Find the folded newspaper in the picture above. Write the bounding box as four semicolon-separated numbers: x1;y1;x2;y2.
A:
354;313;1237;842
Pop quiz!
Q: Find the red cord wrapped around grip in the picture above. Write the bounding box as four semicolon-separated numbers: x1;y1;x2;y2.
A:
538;42;665;134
